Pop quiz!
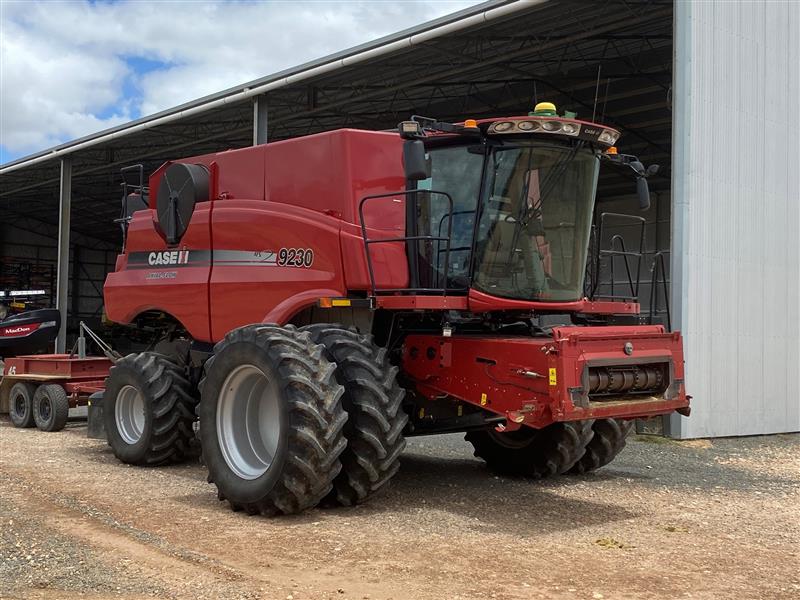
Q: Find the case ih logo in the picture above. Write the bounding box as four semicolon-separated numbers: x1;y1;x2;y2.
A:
148;250;190;266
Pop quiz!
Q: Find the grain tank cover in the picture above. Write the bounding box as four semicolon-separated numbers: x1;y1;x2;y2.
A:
156;163;209;244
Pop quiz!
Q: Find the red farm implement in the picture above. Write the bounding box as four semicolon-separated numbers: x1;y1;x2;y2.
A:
53;102;687;515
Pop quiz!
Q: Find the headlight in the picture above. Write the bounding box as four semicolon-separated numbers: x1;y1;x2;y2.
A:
517;120;537;131
541;121;561;132
561;122;577;134
599;129;619;144
493;121;514;132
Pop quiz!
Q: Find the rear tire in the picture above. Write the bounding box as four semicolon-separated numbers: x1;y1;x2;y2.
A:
198;324;347;516
466;420;595;478
9;382;36;428
302;324;408;506
104;352;197;465
569;418;634;474
32;384;69;432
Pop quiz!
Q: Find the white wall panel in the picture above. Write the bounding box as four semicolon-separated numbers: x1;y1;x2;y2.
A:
672;0;800;437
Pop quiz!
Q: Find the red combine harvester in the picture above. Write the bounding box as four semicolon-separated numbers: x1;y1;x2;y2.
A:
100;102;689;515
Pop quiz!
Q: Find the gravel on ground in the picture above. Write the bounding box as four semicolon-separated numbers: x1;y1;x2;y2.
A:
0;416;798;600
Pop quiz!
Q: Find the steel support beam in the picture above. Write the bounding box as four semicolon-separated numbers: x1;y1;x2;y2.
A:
71;245;81;321
56;157;71;353
253;95;269;145
665;0;690;440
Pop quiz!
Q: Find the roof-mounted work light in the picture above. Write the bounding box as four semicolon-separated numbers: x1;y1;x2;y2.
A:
398;121;422;139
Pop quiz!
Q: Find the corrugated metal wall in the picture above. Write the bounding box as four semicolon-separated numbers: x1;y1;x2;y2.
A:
671;0;800;438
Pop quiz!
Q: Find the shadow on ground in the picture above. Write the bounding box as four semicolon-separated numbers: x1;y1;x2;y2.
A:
171;448;639;537
46;420;800;533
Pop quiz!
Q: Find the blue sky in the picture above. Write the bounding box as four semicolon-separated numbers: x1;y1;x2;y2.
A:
0;0;481;165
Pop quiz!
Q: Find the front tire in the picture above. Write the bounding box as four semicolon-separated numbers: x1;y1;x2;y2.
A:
9;382;36;428
569;418;634;474
104;352;197;466
198;324;347;516
302;324;408;506
466;420;595;478
32;384;70;432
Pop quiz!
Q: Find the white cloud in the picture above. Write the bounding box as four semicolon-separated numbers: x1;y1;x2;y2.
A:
0;0;481;161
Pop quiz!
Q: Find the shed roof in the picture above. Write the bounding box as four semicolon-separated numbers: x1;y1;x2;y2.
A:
0;0;672;246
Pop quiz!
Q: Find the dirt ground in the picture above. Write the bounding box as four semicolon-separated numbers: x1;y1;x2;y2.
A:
0;416;798;600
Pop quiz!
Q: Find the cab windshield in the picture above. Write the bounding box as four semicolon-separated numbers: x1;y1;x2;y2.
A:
417;141;599;302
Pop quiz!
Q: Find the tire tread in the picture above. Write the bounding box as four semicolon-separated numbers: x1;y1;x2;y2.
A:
569;418;634;474
302;324;408;506
9;382;36;428
105;352;197;466
200;324;347;516
32;384;69;432
466;420;595;479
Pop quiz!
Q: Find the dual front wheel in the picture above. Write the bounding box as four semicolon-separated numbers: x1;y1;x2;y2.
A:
103;324;407;516
198;324;408;514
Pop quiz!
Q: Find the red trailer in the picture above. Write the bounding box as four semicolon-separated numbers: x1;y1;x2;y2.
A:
1;354;112;432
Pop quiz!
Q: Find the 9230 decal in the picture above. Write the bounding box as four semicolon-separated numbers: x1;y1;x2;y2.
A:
278;248;314;268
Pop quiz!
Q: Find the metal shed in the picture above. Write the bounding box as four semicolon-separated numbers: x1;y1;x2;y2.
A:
671;1;800;437
1;0;798;438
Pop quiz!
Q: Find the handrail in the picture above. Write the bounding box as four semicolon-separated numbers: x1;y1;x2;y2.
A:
589;212;646;302
648;251;672;331
358;189;461;295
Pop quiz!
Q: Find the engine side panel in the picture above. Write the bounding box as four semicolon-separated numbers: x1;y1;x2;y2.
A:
209;200;345;338
104;204;213;341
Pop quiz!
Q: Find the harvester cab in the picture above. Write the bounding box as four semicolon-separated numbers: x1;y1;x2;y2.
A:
377;102;659;303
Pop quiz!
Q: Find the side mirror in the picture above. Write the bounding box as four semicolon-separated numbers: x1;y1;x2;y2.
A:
630;160;645;175
403;140;430;181
636;177;651;211
630;160;658;211
601;152;657;212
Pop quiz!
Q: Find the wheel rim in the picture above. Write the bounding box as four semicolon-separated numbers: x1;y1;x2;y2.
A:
13;393;26;417
39;397;52;421
116;384;146;444
216;364;281;480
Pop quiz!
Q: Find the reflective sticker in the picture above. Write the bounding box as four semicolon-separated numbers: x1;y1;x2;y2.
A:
480;393;488;406
457;404;463;416
548;368;557;386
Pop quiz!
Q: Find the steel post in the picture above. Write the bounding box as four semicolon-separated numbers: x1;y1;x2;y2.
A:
56;157;72;353
253;95;269;145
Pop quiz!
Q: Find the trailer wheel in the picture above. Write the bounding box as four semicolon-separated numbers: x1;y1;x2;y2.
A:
32;384;70;432
465;420;595;478
104;353;197;466
569;418;634;474
302;324;408;506
198;324;347;516
9;382;36;428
